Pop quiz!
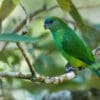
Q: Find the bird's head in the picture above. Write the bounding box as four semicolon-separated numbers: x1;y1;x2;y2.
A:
44;16;64;31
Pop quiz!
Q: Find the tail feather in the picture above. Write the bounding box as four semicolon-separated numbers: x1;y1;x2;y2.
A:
95;70;100;77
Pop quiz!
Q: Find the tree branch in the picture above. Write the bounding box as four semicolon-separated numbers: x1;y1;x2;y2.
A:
77;4;100;9
0;71;76;84
12;5;58;33
15;4;36;75
0;5;58;51
0;3;99;85
16;43;36;75
35;71;76;84
0;72;31;79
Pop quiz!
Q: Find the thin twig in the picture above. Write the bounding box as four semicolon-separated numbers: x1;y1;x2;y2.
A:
16;43;36;75
30;5;58;17
77;4;100;9
0;5;59;75
20;3;28;16
0;72;31;79
0;42;9;51
1;5;58;51
16;4;35;75
13;5;58;32
1;3;100;50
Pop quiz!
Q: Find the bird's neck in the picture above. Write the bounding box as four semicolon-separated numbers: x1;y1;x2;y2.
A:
51;30;63;51
53;29;64;40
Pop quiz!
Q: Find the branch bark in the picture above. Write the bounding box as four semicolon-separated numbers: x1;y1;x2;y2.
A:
0;3;99;85
16;43;36;75
0;72;31;79
0;5;58;51
0;71;75;84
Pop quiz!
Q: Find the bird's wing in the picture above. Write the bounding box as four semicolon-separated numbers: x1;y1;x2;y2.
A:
61;30;95;65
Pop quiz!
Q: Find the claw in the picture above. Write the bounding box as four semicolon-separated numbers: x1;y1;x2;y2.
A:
65;63;76;73
65;63;77;79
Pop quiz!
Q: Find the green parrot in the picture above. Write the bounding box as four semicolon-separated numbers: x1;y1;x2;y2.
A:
44;16;100;77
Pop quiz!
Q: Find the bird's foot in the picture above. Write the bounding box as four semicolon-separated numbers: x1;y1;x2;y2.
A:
65;63;76;73
65;63;77;79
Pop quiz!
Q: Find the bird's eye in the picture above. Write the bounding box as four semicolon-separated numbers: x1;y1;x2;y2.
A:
49;20;53;24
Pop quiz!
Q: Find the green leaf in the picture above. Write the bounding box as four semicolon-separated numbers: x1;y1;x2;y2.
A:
57;0;100;48
68;0;87;33
57;0;86;33
0;50;8;63
0;49;20;64
0;33;38;43
12;0;20;5
57;0;71;12
0;0;20;21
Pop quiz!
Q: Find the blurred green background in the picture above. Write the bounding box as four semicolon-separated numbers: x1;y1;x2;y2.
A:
0;0;100;100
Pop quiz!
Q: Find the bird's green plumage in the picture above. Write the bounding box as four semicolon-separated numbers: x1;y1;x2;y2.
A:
44;16;100;77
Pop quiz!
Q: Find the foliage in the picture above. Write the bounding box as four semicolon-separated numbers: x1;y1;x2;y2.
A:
0;0;100;99
0;33;38;43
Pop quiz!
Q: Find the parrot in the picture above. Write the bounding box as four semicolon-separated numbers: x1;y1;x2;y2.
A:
44;16;100;77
